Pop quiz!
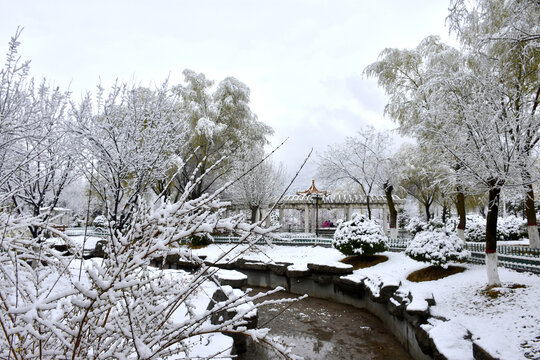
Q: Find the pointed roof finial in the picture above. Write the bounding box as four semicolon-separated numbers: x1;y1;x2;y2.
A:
296;179;328;196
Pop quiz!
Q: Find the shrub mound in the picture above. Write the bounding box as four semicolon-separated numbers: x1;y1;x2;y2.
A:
405;230;469;268
333;214;388;256
340;255;388;269
407;265;466;282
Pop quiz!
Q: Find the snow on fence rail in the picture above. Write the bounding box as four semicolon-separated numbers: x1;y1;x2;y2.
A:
212;235;334;247
65;227;109;238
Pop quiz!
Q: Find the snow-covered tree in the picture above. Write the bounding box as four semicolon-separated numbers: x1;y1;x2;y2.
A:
165;70;273;201
393;143;442;222
448;0;540;249
0;29;75;240
71;82;184;233
318;126;393;220
366;36;520;285
0;34;297;359
227;149;286;223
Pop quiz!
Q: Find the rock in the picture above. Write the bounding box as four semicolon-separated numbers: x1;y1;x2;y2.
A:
206;287;258;355
388;296;406;320
236;260;269;271
379;284;399;303
335;277;365;296
90;240;107;258
216;269;248;289
313;274;333;285
473;342;501;360
286;266;311;278
268;262;292;276
414;325;434;356
307;263;353;275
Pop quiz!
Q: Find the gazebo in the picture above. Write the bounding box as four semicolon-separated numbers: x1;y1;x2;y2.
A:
225;180;405;234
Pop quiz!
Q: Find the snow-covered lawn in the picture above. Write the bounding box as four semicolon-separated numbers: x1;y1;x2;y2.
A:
195;244;540;360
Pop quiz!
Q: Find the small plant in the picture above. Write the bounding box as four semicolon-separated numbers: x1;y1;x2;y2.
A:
405;229;470;268
333;214;388;256
92;215;108;230
190;233;212;247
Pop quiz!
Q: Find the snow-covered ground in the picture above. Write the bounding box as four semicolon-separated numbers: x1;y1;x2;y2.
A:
194;243;540;360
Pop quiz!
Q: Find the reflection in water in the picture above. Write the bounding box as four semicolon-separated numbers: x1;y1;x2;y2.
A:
238;288;412;360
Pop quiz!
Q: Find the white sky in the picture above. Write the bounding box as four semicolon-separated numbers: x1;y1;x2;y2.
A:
1;0;457;189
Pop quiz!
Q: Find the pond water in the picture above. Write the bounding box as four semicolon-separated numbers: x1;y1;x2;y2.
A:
238;287;412;360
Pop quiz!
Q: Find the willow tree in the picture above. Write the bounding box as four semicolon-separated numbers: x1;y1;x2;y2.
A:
165;70;273;201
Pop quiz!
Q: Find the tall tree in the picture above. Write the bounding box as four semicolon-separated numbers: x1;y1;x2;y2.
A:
393;143;441;222
71;82;184;233
228;150;285;223
165;70;273;201
0;30;74;240
318;126;392;220
448;0;540;248
365;32;533;286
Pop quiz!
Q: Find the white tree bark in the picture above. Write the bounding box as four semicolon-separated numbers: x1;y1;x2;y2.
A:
528;225;540;249
389;227;398;239
486;252;501;287
457;228;465;241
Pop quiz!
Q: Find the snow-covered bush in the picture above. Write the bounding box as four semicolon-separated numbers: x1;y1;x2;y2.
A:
405;216;445;237
92;214;108;229
464;214;527;242
464;214;486;242
405;230;470;268
405;216;427;236
497;215;527;240
333;214;388;256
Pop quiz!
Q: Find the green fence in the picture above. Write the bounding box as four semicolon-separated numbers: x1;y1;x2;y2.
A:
212;235;334;247
466;242;540;273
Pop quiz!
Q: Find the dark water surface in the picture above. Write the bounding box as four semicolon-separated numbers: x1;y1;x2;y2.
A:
238;287;412;360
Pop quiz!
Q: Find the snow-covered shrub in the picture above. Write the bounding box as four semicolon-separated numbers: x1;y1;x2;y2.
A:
405;216;445;237
464;214;527;242
464;214;486;242
405;216;426;236
397;210;410;229
190;233;212;247
333;214;388;256
405;230;470;268
92;214;108;229
497;215;526;241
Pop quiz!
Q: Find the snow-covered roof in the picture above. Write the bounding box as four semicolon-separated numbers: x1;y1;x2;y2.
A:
279;193;400;205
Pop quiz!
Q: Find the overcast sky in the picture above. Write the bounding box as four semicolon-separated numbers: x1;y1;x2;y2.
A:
1;0;457;190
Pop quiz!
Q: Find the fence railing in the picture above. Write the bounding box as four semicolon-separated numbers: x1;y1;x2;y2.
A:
64;227;109;238
212;235;334;247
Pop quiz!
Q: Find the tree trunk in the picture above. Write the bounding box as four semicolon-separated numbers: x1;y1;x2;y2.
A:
366;195;372;220
485;180;502;286
424;203;431;222
250;206;259;224
442;202;449;224
456;189;466;241
524;183;540;249
384;182;398;239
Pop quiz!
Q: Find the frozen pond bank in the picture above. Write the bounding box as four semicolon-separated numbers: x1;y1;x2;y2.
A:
239;287;412;360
